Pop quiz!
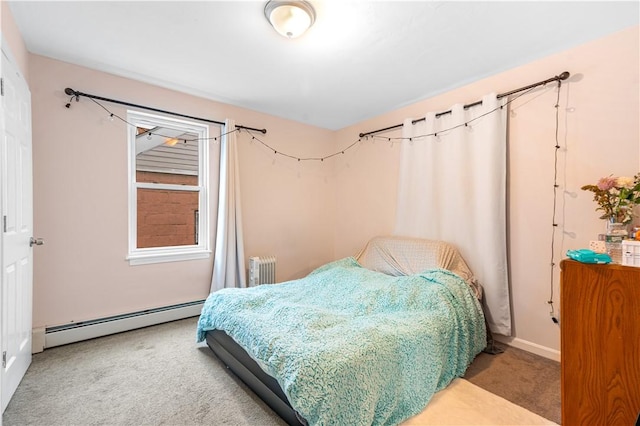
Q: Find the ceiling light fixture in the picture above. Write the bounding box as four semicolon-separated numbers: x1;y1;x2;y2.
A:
264;0;316;39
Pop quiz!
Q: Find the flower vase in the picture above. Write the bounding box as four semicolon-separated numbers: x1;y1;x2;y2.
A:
605;221;628;264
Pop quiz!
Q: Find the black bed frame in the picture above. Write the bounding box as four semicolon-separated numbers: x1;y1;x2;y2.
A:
205;330;306;426
205;295;499;426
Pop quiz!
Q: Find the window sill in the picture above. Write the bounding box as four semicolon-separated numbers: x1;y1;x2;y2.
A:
127;248;211;266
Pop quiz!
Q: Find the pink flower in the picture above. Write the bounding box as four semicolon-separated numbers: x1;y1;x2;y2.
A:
583;173;640;224
596;176;616;191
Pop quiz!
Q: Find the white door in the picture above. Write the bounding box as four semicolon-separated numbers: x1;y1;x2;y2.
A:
0;47;33;413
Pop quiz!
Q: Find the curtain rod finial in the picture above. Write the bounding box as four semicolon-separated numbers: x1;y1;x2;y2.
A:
64;87;76;96
558;72;570;80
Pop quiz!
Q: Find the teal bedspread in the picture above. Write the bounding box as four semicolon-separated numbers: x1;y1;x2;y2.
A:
197;257;486;426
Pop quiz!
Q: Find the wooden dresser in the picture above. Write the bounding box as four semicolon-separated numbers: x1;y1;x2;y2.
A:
560;259;640;425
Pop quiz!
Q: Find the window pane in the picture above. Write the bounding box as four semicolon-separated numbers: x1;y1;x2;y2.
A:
127;110;214;264
137;188;199;248
135;128;199;184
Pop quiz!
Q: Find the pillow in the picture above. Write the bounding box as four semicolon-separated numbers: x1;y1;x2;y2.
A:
355;235;482;299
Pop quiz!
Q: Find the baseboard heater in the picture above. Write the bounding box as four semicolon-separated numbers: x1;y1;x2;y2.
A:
44;300;205;349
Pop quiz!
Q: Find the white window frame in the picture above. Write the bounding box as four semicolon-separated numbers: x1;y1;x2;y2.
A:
126;110;212;265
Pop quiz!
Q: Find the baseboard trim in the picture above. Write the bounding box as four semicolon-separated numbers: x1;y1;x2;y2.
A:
32;327;46;354
494;335;560;362
43;300;205;349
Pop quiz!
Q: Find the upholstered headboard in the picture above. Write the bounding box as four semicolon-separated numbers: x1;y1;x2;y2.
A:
355;235;482;299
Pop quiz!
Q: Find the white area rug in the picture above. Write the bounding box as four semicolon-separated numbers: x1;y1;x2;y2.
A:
402;378;558;425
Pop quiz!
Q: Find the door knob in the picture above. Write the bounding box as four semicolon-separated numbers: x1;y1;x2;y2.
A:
29;237;44;247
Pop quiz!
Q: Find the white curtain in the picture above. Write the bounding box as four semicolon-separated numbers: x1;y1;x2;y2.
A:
394;93;511;335
210;119;246;292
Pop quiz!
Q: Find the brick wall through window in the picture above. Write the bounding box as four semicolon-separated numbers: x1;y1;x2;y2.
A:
136;171;199;248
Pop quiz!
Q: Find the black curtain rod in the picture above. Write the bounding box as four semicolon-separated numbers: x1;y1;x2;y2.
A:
359;71;570;138
64;88;267;134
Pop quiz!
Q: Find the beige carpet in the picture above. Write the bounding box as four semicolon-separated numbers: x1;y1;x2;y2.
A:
403;378;557;425
3;317;558;425
463;344;560;424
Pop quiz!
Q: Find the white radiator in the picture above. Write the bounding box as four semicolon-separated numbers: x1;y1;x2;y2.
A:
249;256;277;286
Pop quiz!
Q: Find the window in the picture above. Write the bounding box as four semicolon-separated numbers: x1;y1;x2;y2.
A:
127;111;216;265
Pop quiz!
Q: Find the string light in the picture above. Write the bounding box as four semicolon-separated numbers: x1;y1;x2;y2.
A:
73;96;240;143
70;78;551;166
548;80;563;326
365;85;542;145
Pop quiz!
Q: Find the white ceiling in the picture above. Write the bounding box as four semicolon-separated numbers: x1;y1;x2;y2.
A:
8;1;639;130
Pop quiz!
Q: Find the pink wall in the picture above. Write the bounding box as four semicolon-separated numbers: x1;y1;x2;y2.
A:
1;0;29;82
332;26;640;358
0;1;29;83
30;55;336;328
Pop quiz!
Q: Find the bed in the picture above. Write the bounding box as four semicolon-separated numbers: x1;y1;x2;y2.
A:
196;236;487;426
